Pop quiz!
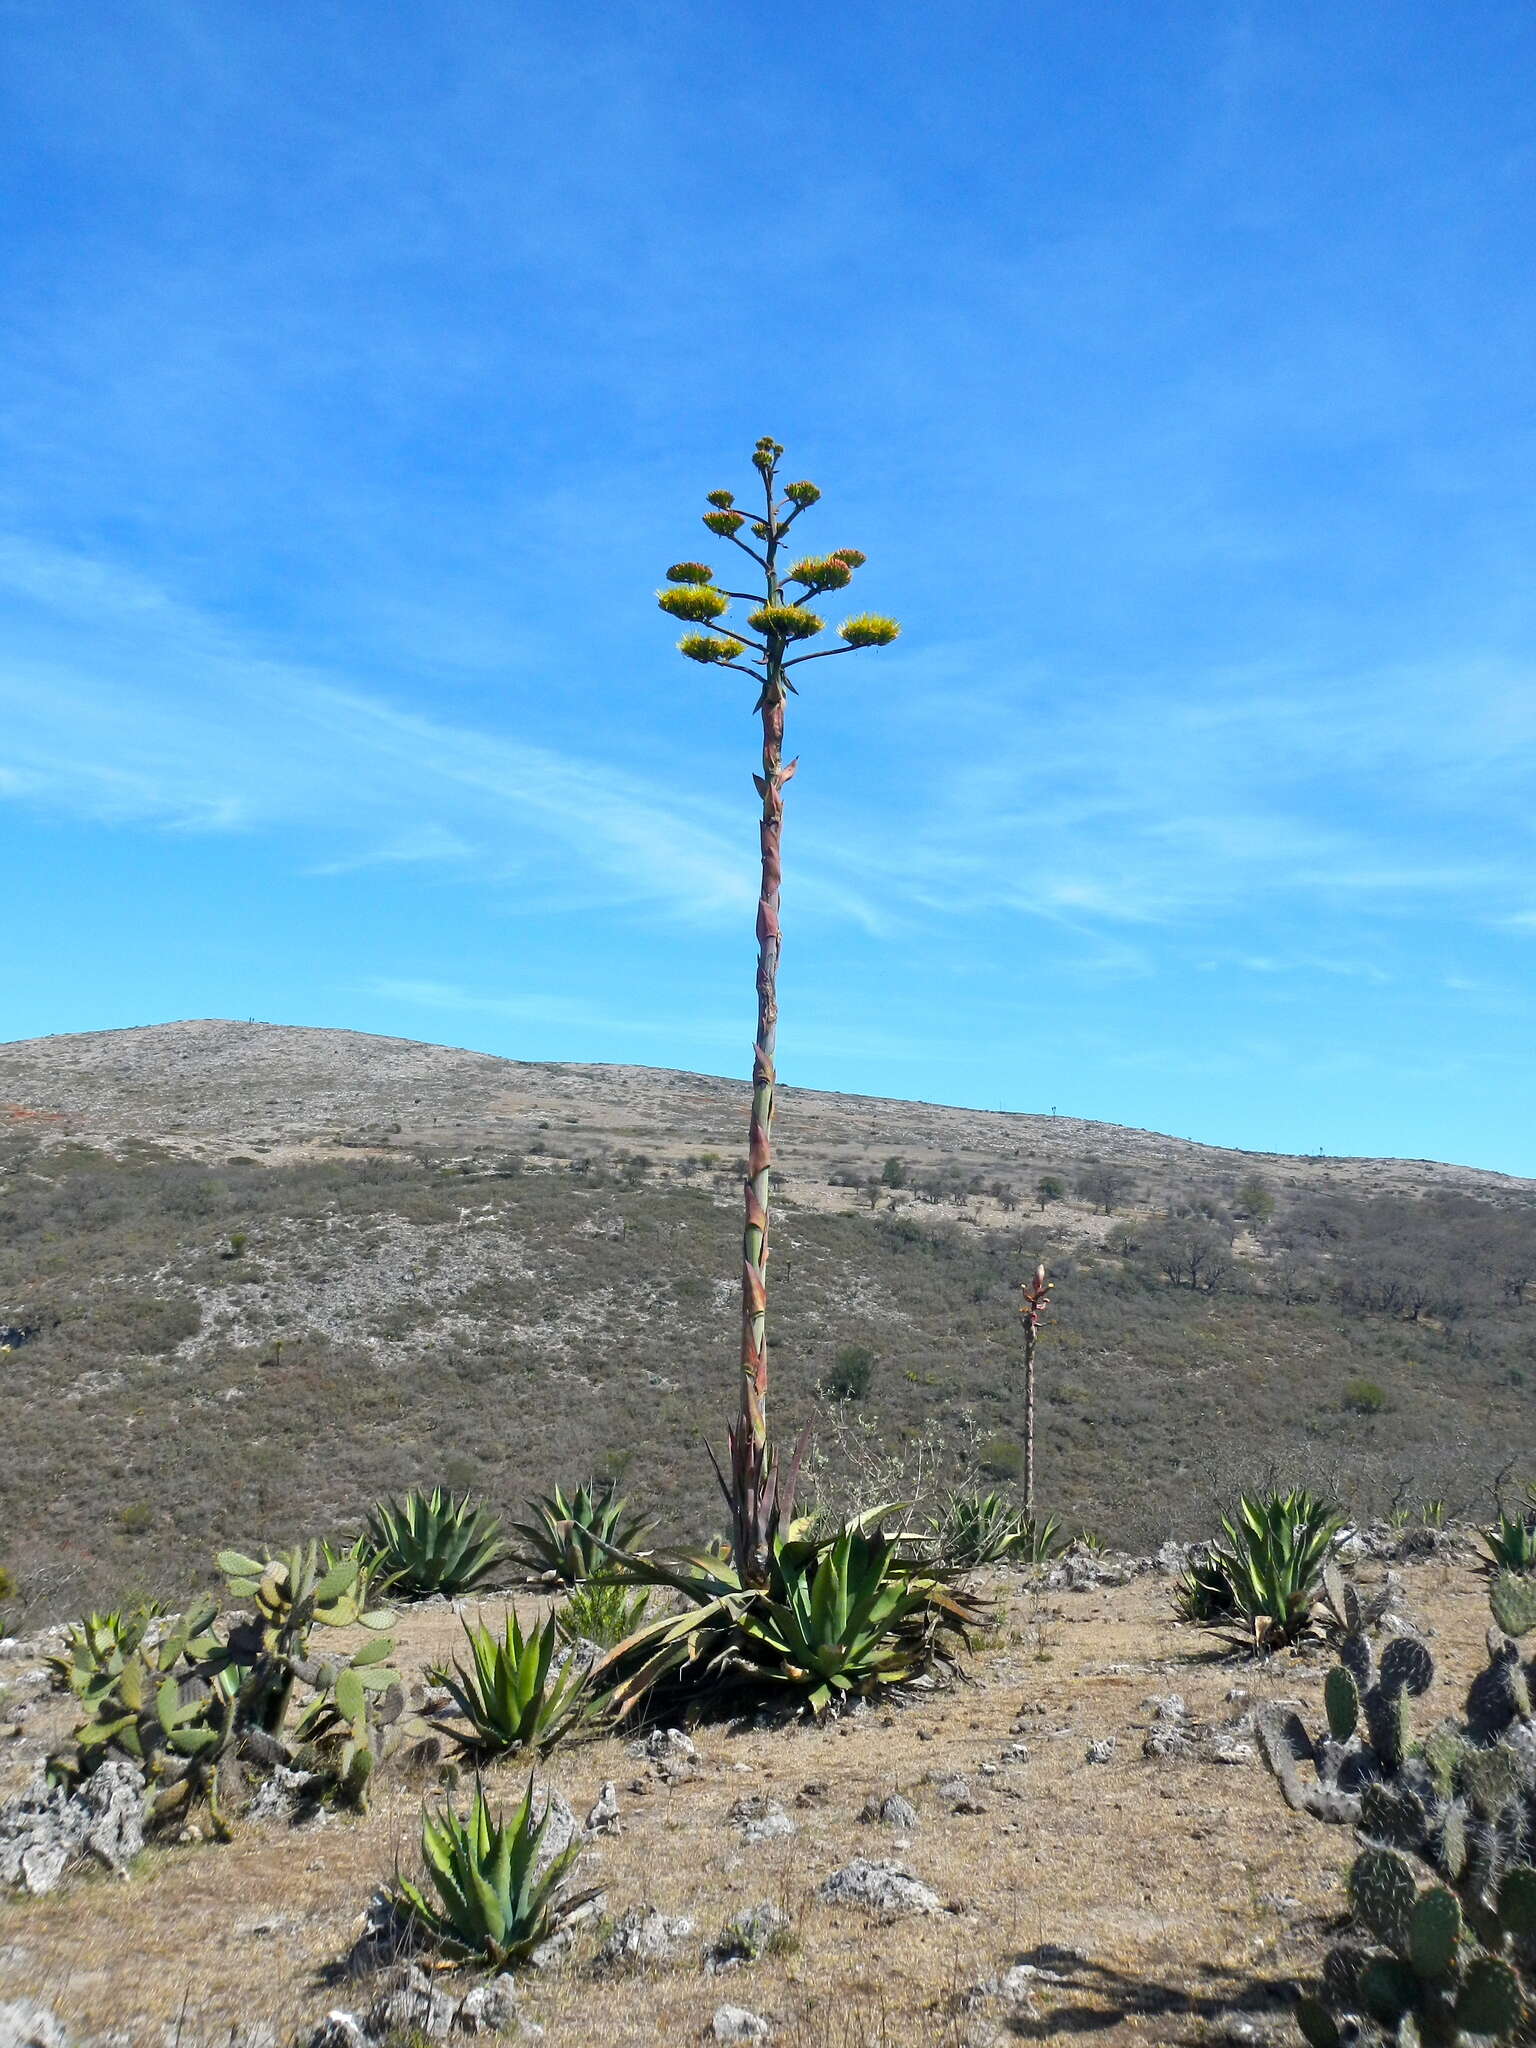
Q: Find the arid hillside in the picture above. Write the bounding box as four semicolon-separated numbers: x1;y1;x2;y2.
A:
1;1021;1532;1617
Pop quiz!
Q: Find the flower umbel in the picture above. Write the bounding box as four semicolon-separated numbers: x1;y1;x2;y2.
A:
658;585;728;622
748;603;823;641
838;612;900;647
679;633;749;664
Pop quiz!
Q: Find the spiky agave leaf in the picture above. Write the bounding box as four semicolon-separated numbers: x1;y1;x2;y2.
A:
430;1611;589;1757
928;1490;1061;1571
1481;1512;1536;1577
1193;1489;1343;1651
391;1780;601;1968
365;1488;508;1600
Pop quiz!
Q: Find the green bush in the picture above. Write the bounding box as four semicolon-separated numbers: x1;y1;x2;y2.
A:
977;1435;1024;1482
1343;1378;1387;1415
558;1579;649;1649
823;1344;875;1402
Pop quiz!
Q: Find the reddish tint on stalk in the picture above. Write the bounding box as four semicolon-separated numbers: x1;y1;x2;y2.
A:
657;437;900;1583
1019;1263;1052;1515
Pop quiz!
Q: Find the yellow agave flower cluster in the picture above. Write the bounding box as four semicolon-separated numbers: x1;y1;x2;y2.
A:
658;494;899;668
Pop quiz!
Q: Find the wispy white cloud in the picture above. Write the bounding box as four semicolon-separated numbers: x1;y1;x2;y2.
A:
3;532;1534;978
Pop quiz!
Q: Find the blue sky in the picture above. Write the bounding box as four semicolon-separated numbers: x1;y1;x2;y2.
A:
2;3;1533;1174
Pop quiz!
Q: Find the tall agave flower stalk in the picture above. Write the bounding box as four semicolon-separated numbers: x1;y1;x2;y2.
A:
1019;1262;1052;1516
658;436;900;1583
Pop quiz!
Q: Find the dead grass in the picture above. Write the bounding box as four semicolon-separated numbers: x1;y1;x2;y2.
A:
0;1553;1497;2045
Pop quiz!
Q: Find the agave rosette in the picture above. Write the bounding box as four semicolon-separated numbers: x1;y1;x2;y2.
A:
392;1780;601;1968
430;1610;589;1756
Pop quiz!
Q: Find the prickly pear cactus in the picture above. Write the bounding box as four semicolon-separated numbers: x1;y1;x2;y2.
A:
46;1542;419;1844
1258;1570;1536;2042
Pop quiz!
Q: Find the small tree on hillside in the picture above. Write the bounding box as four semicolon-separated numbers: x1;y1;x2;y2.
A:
658;436;900;1583
1076;1163;1131;1214
1036;1173;1066;1212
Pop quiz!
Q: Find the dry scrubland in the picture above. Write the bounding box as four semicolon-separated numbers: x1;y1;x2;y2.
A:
0;1549;1497;2046
1;1023;1535;2044
0;1023;1532;1617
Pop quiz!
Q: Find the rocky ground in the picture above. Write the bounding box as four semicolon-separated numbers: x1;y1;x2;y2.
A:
0;1539;1492;2048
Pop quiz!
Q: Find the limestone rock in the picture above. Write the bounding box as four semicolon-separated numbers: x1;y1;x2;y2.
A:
0;1761;145;1896
706;1902;792;1973
817;1858;940;1917
859;1792;918;1831
0;2001;70;2048
597;1905;696;1969
727;1795;794;1843
712;2007;771;2042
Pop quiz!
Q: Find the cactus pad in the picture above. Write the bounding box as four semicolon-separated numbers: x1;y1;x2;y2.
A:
1325;1664;1361;1741
1351;1847;1417;1949
1453;1953;1524;2036
1406;1884;1460;1980
1380;1635;1435;1698
1498;1863;1536;1938
1490;1572;1536;1639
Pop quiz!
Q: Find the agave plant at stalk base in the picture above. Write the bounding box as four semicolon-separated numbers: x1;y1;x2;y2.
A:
365;1487;509;1599
1183;1488;1344;1653
391;1781;601;1969
592;1513;984;1721
429;1611;590;1758
509;1482;653;1587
